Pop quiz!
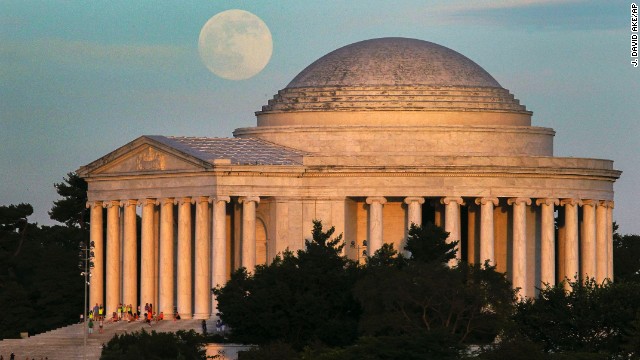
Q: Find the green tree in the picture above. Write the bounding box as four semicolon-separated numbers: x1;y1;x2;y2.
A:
100;329;206;360
214;220;360;350
0;203;33;258
49;172;88;229
613;222;640;282
353;224;515;357
511;279;640;356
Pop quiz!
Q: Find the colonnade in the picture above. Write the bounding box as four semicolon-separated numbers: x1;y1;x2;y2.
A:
88;194;614;319
87;195;259;320
365;196;614;296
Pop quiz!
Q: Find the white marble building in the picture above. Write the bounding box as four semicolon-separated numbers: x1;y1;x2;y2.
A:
78;38;621;320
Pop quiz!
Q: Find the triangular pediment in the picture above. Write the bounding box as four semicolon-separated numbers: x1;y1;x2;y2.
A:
78;136;213;176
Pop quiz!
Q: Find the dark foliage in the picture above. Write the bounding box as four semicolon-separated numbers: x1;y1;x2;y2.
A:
100;329;206;360
511;279;640;356
613;222;640;282
49;172;88;229
214;220;360;350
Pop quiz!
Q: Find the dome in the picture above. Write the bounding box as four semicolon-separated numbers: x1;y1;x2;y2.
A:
286;37;501;88
255;37;531;127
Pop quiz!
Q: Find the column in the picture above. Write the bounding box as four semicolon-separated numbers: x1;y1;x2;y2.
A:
159;198;174;319
581;200;597;280
442;197;464;266
596;201;608;282
404;197;424;228
366;197;387;256
475;197;498;266
561;199;581;289
404;197;424;257
105;200;121;318
194;196;211;319
88;201;103;308
140;199;156;312
121;200;138;313
508;198;531;297
176;197;192;319
536;198;558;287
239;196;260;273
607;201;614;280
212;196;230;318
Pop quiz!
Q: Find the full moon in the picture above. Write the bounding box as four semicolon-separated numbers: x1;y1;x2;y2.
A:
198;10;273;80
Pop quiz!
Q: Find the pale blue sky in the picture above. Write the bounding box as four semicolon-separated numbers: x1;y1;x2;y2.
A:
1;0;638;234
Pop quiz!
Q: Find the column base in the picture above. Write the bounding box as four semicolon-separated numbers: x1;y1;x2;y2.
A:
179;314;193;320
193;313;210;320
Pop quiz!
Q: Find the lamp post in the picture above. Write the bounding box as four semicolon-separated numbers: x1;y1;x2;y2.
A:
79;241;95;360
350;239;367;263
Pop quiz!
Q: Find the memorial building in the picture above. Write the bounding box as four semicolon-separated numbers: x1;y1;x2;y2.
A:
78;37;621;320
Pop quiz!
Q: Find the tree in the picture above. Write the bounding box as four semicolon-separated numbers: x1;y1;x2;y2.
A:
214;220;360;350
49;172;88;229
0;203;33;258
353;224;515;356
100;329;206;360
511;279;640;356
613;222;640;282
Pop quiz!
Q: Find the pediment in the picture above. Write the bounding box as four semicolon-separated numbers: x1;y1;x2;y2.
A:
96;145;204;175
78;136;213;176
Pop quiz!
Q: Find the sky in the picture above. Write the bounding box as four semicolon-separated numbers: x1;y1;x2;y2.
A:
1;0;638;234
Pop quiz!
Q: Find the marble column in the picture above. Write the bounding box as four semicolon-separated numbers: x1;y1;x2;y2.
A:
404;197;424;257
607;201;614;280
159;198;174;319
88;201;104;308
105;200;121;318
596;201;608;282
536;198;559;287
239;196;260;273
404;197;424;228
140;199;156;312
212;196;230;318
508;198;531;297
561;199;581;289
121;200;138;313
442;197;464;266
194;196;211;320
475;197;498;266
581;200;597;280
176;197;192;319
366;197;387;256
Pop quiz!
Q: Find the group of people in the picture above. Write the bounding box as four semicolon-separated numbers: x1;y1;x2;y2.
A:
85;303;182;334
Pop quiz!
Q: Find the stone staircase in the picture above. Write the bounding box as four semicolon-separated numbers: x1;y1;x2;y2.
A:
0;318;207;360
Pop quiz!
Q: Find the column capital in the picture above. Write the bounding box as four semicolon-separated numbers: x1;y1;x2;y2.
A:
193;196;212;204
238;196;260;204
508;197;532;206
560;198;583;206
212;195;231;204
103;200;121;208
140;198;157;207
176;197;192;205
475;197;499;206
581;199;597;207
86;200;103;209
597;200;614;208
366;196;387;205
535;198;559;206
403;196;425;205
441;196;464;206
156;197;175;206
120;199;139;207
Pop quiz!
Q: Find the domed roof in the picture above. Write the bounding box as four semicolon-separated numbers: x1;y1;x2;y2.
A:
286;37;501;89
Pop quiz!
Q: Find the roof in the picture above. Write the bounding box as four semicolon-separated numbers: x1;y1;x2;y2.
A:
148;136;308;166
286;37;501;89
